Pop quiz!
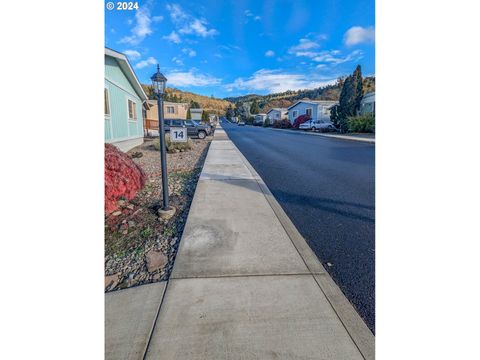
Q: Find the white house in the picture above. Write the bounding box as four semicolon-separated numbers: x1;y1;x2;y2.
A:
359;92;375;115
287;100;338;124
190;108;203;121
254;113;268;125
266;108;288;122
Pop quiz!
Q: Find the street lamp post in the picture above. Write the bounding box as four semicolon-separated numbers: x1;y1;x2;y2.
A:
151;64;171;212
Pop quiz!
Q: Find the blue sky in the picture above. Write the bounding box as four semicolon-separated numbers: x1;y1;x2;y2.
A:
105;0;375;98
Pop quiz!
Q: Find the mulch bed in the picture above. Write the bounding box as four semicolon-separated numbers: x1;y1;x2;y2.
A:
105;137;211;292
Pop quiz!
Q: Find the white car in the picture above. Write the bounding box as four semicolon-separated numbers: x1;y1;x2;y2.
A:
299;119;336;132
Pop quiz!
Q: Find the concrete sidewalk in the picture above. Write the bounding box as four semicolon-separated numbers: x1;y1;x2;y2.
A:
106;125;374;360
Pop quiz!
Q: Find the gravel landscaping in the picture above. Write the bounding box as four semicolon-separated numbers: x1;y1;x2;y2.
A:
105;136;211;292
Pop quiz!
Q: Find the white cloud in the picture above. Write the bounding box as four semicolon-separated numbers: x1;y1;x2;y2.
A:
119;4;162;45
244;9;261;21
179;18;218;37
166;3;218;38
163;31;182;44
165;69;221;87
135;56;157;69
123;50;141;61
290;44;363;65
182;48;197;57
344;26;375;46
289;38;321;54
225;69;337;93
312;50;363;64
219;44;241;53
265;50;275;57
166;4;188;23
172;57;184;66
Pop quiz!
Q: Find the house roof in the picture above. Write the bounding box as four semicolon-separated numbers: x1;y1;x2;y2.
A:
267;108;288;114
287;100;338;110
105;47;148;102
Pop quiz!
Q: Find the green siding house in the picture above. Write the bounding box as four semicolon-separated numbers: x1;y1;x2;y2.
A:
105;47;147;152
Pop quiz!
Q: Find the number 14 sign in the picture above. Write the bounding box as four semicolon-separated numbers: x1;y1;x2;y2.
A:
170;127;187;142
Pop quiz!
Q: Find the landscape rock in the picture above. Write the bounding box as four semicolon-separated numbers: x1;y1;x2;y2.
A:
146;249;168;273
105;273;121;290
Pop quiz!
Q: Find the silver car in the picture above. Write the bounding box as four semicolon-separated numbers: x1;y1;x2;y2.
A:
299;119;336;132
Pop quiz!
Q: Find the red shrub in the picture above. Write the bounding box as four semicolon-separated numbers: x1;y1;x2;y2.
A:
105;144;147;214
292;114;312;128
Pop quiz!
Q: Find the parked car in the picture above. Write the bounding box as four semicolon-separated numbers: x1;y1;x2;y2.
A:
299;119;336;132
163;119;211;139
238;120;246;126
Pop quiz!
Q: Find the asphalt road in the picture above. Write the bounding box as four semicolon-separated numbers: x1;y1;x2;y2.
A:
221;120;375;332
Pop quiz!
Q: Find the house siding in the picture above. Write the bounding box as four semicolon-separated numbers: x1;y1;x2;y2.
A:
104;55;144;150
288;103;319;123
267;109;287;121
360;92;375;115
287;102;336;123
190;109;203;121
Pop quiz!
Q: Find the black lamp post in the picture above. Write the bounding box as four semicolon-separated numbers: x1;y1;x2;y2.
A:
151;64;170;211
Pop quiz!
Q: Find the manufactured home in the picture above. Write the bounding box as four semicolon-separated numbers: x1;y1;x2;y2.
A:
144;100;189;135
287;100;338;124
266;108;288;122
104;47;147;152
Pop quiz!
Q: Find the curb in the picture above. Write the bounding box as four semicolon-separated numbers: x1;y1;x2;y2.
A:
230;129;375;360
268;127;375;143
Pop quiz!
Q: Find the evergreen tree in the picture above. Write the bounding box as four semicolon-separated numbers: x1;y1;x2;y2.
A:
336;65;364;132
250;99;260;114
352;65;363;114
201;110;209;123
186;108;191;120
330;104;341;128
225;105;234;120
189;100;201;109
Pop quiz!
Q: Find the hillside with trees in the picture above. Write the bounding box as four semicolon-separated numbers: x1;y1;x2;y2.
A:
141;85;232;115
224;76;375;114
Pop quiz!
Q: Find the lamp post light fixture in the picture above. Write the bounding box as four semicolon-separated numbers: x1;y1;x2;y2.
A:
151;64;174;217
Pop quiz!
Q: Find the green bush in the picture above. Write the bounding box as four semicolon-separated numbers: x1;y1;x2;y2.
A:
263;118;271;127
153;134;193;153
246;116;255;125
346;114;375;133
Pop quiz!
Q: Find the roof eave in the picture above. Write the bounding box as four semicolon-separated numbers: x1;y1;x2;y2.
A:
105;47;148;102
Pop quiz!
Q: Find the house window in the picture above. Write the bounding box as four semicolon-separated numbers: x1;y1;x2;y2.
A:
167;106;175;114
306;108;312;117
104;88;110;116
292;110;298;118
128;99;137;120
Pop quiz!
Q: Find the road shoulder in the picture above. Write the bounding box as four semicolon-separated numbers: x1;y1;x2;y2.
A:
268;126;375;143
